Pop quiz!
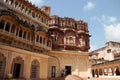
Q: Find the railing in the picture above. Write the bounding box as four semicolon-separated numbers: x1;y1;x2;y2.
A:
0;29;51;51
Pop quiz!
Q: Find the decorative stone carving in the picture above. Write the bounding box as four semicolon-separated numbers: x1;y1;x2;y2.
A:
0;49;8;58
11;52;26;63
30;56;41;64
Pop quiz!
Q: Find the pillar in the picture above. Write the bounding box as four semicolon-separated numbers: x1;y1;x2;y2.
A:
25;55;31;79
5;51;12;77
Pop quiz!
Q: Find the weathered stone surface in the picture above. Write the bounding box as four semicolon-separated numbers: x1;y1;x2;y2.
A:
65;75;83;80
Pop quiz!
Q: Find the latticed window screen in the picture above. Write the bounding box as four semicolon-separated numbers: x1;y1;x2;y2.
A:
31;65;38;78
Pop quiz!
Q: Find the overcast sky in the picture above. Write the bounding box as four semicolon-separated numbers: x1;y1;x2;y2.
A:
28;0;120;51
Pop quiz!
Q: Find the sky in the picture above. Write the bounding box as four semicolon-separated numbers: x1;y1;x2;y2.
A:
28;0;120;51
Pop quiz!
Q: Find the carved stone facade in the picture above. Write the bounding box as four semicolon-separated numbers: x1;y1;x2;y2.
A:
49;15;90;51
89;41;120;78
0;0;90;80
90;41;120;64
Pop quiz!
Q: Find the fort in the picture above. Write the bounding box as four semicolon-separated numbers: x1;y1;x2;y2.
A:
0;0;120;80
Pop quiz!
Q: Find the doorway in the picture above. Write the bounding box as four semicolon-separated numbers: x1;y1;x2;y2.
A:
65;66;71;75
13;63;21;78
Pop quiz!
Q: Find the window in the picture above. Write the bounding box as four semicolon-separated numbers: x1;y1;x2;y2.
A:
11;24;15;33
19;29;22;37
10;0;14;5
36;35;39;42
27;33;30;40
16;28;19;36
31;34;34;41
51;66;56;78
0;20;5;30
32;12;35;18
15;1;18;8
31;65;38;78
5;22;10;32
40;36;42;43
107;49;111;53
47;40;51;47
43;38;45;44
23;31;26;39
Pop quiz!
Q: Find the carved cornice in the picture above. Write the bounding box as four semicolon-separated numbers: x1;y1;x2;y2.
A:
0;10;34;30
0;10;48;34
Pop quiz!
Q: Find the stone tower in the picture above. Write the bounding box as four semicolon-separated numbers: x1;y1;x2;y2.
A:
49;15;90;52
40;6;51;16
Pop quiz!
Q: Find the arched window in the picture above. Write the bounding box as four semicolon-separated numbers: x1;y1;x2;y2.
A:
27;32;30;41
43;38;45;44
11;24;15;33
15;1;18;8
30;60;40;78
5;22;10;32
19;29;22;37
0;20;5;30
36;35;39;42
39;36;42;43
23;31;26;39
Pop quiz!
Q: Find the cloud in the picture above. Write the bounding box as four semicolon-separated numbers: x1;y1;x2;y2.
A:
101;15;117;23
28;0;43;6
108;16;117;23
83;1;95;11
91;15;120;42
104;23;120;42
91;15;117;24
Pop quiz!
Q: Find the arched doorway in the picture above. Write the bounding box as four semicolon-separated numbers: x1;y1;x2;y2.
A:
99;68;103;75
108;67;113;76
95;69;99;77
0;53;6;79
104;68;108;75
115;67;120;75
11;56;24;78
30;59;40;79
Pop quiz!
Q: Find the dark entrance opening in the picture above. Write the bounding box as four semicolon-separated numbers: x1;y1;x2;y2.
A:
92;70;95;77
65;66;71;75
13;63;21;78
115;68;120;75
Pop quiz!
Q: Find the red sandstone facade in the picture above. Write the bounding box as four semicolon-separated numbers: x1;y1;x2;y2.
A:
49;15;90;51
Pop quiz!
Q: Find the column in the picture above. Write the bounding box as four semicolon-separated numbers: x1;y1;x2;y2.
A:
3;21;7;32
17;28;20;37
26;32;28;41
22;30;24;39
9;24;12;34
75;57;79;75
5;51;12;77
25;55;31;79
14;27;17;36
38;35;40;44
